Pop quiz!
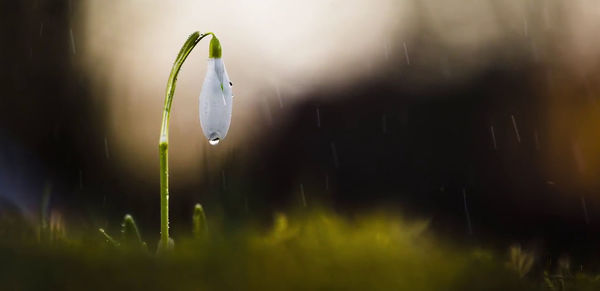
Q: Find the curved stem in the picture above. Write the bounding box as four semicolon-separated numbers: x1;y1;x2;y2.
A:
159;31;213;251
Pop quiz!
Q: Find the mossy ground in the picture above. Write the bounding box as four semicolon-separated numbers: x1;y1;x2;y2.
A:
0;209;599;290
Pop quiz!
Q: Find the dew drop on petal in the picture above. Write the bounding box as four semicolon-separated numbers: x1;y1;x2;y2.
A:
209;137;220;146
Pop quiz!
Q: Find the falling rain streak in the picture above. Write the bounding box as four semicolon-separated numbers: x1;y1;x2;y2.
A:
262;96;273;126
382;114;387;134
510;115;521;143
78;170;83;190
573;143;585;173
383;39;391;60
69;28;76;55
300;184;307;207
39;22;43;37
104;137;110;159
316;107;321;128
221;170;227;190
581;196;590;225
325;174;329;190
330;142;339;169
462;188;473;235
489;125;497;150
534;130;540;150
275;85;283;108
403;42;410;65
440;57;451;78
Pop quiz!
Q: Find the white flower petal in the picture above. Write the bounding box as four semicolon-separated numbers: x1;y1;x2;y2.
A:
199;58;233;144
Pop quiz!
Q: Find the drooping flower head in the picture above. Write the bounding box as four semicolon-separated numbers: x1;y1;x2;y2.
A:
199;36;233;145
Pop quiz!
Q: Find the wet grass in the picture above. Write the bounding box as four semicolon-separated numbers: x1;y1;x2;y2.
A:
0;209;599;290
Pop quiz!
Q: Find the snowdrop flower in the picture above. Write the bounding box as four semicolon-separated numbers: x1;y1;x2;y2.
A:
158;31;233;252
199;36;233;145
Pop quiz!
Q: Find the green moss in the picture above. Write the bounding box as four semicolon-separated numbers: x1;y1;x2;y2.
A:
0;209;598;290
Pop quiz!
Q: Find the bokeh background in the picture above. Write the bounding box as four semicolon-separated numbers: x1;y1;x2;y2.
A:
2;0;600;262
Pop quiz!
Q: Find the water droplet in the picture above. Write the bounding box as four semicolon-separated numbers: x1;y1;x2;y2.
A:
209;137;220;146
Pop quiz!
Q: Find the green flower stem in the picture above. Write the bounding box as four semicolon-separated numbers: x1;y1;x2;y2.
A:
159;31;213;251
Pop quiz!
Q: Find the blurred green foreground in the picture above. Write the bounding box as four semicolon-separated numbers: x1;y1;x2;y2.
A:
1;209;599;290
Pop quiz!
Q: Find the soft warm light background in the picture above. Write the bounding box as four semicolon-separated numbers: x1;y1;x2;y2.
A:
80;0;407;179
79;0;600;183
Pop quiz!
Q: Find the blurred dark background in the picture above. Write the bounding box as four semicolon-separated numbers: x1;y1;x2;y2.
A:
3;0;600;266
